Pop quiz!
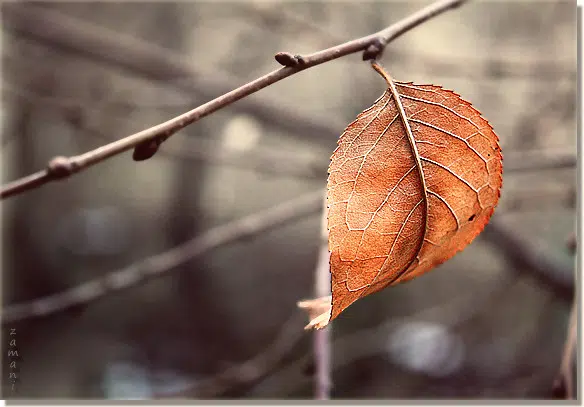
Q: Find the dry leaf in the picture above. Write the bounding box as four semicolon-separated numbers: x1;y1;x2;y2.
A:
300;63;502;329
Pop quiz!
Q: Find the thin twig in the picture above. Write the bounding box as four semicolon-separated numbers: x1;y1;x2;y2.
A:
314;196;332;399
0;0;467;200
1;191;324;324
164;265;516;398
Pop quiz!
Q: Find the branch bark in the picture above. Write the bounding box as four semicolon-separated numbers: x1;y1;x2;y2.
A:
0;0;467;200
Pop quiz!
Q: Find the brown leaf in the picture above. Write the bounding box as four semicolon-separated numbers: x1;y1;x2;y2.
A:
302;63;502;329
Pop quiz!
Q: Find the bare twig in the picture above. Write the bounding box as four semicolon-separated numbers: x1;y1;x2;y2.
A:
0;0;467;200
2;191;324;324
552;300;577;399
314;197;332;399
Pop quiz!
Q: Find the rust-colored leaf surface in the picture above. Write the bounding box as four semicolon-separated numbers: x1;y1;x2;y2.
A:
301;63;502;329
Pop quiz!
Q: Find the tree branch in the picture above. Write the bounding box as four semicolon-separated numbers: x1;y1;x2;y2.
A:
0;0;467;200
2;191;324;324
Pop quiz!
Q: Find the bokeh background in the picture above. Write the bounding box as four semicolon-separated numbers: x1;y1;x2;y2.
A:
0;0;577;399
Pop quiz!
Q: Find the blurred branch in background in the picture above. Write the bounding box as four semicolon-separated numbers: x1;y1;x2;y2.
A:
2;191;323;323
3;188;574;323
481;219;574;303
499;185;575;214
0;0;467;200
164;267;518;398
155;312;307;398
254;273;518;396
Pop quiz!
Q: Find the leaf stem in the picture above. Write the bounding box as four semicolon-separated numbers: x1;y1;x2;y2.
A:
370;61;393;86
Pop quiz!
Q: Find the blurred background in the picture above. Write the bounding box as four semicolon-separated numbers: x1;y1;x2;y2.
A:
0;0;577;399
